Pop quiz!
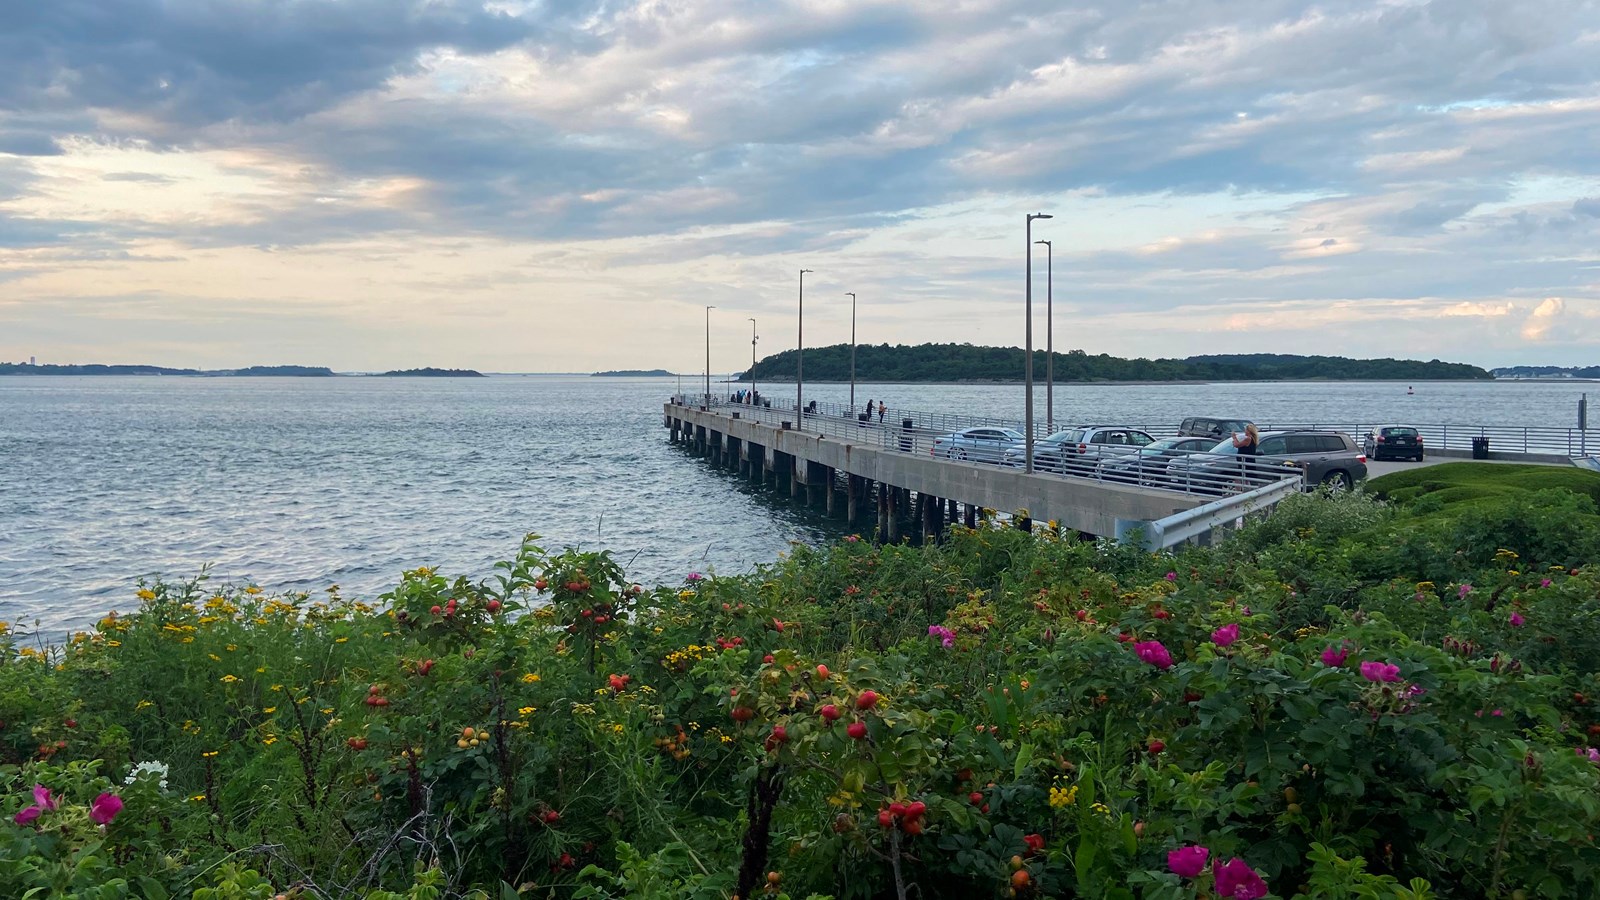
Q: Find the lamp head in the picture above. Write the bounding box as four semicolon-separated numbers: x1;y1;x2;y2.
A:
1029;212;1053;221
801;268;813;274
1034;239;1051;246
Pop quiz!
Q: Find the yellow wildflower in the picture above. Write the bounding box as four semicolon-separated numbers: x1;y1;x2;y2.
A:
262;736;277;746
135;700;153;711
263;707;277;714
220;674;239;684
335;637;348;644
136;589;156;600
245;586;262;595
190;794;207;802
518;706;536;716
202;750;219;758
106;640;121;648
521;673;541;683
209;654;221;662
1048;784;1078;809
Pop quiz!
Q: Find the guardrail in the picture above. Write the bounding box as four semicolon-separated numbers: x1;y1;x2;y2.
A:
1115;477;1303;550
684;393;1596;459
670;396;1307;500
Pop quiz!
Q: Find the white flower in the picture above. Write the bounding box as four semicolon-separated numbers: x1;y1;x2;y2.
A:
126;760;170;793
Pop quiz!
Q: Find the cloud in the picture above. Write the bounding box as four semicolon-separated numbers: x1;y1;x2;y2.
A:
2;0;1600;368
1521;297;1566;340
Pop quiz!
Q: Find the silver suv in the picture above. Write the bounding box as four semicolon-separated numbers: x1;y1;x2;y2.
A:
1166;429;1368;493
1003;426;1156;475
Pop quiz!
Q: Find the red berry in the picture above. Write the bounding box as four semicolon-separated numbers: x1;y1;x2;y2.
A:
816;664;831;679
732;706;755;723
763;654;775;664
878;810;894;828
847;721;868;740
820;704;841;722
969;791;983;805
430;605;442;616
856;690;879;710
903;819;924;835
544;810;560;824
64;719;77;729
486;600;501;613
905;801;927;820
594;615;609;624
1148;739;1165;755
888;802;906;817
534;579;547;591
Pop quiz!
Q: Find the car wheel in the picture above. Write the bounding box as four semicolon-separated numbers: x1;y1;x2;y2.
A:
1416;452;1425;461
955;448;968;461
1321;470;1353;491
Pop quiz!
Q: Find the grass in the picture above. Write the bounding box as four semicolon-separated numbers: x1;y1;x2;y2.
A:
1366;461;1600;508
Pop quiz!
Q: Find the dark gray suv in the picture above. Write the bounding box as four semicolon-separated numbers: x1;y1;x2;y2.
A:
1166;429;1368;493
1178;417;1255;441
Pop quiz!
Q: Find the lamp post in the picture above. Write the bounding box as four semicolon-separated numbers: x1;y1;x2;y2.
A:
704;305;716;407
748;318;758;399
797;268;813;428
1034;239;1053;434
845;291;857;412
1025;213;1052;473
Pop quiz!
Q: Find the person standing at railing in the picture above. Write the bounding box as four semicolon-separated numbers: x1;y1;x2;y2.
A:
1232;423;1260;487
877;401;887;423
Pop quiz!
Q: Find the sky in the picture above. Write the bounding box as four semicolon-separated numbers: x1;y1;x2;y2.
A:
1;0;1598;373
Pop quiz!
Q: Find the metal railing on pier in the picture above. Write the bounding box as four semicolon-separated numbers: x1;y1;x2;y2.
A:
679;393;1596;459
670;396;1308;500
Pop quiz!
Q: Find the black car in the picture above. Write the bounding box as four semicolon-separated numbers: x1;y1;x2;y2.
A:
1363;426;1424;461
1178;417;1254;441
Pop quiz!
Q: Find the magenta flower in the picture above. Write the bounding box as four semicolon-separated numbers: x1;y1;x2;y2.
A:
1134;640;1174;670
1359;661;1402;683
1213;858;1269;899
13;784;56;826
1211;623;1240;648
927;625;955;648
89;792;123;825
1581;748;1600;764
1458;584;1473;599
1540;578;1552;588
1167;845;1209;878
685;572;704;583
1320;645;1349;667
1164;571;1177;582
1509;611;1525;627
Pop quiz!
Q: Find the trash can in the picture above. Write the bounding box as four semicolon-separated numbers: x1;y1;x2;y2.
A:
858;412;870;426
899;418;914;452
1472;436;1490;460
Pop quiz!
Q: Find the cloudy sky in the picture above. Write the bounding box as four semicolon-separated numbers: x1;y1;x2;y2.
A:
2;0;1597;372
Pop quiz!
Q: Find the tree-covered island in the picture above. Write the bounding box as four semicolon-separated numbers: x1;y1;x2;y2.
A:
741;345;1493;383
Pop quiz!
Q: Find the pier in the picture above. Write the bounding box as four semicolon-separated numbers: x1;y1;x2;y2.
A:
663;399;1301;546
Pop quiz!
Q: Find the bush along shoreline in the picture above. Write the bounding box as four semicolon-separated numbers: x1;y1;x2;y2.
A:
3;480;1600;898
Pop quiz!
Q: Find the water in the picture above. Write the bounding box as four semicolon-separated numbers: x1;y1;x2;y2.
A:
2;376;1590;633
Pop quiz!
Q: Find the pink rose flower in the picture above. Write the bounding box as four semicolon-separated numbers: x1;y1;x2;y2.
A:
1458;584;1473;599
1134;640;1174;670
1320;645;1349;667
1212;623;1240;648
1213;857;1269;899
1509;611;1525;627
89;792;123;825
1359;661;1402;683
1167;845;1209;878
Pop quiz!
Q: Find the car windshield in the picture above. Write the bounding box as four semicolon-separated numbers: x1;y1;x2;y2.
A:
1385;427;1418;437
1044;430;1085;444
997;429;1025;441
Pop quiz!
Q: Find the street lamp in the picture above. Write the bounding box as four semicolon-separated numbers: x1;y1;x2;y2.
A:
797;268;813;428
1025;213;1053;474
704;305;716;407
845;292;857;412
748;317;758;400
1034;239;1053;434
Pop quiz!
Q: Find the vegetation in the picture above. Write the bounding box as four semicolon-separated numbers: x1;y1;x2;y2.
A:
742;345;1492;384
1368;462;1600;510
0;364;334;376
1491;366;1600;379
593;370;674;378
3;471;1598;898
376;368;486;378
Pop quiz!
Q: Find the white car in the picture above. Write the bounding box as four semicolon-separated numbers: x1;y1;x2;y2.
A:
930;427;1025;463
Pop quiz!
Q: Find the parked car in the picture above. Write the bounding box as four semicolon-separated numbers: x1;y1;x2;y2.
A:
1095;436;1219;485
1178;417;1255;442
1165;429;1368;493
1363;425;1425;461
931;427;1025;463
1001;426;1157;474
